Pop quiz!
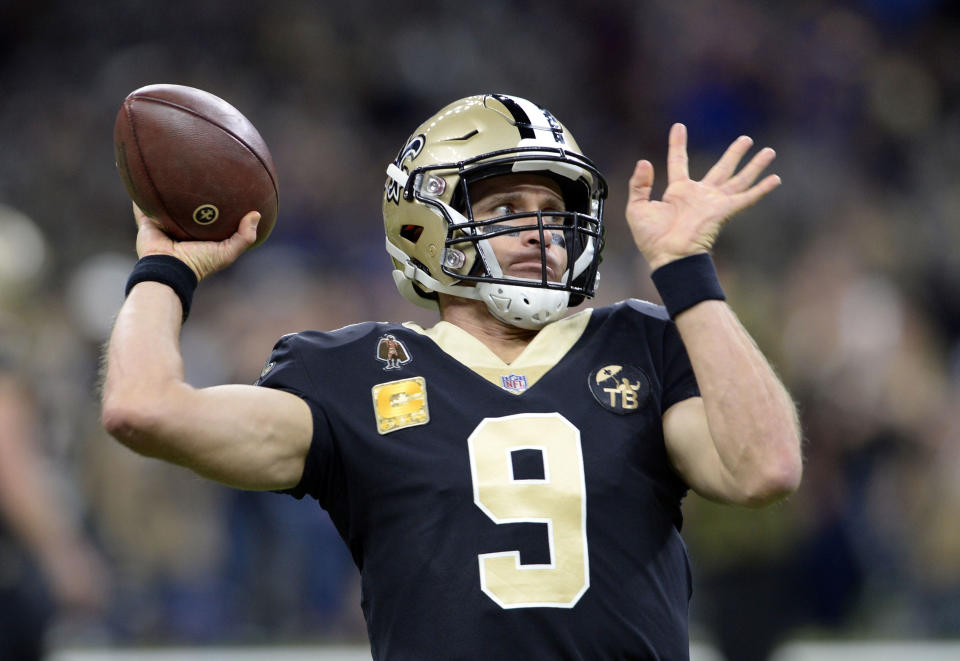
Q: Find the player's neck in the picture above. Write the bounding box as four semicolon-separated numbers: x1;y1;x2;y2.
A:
438;295;537;364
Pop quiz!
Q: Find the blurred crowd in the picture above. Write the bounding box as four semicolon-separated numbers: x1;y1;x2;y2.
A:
1;0;959;659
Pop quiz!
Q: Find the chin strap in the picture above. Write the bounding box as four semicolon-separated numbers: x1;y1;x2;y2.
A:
386;237;481;307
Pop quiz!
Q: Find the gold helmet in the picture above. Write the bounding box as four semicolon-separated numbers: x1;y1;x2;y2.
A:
383;94;607;329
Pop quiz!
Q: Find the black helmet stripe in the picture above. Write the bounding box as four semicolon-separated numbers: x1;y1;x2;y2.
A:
491;94;536;139
492;93;568;145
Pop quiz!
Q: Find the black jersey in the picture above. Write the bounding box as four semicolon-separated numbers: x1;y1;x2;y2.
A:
258;300;699;660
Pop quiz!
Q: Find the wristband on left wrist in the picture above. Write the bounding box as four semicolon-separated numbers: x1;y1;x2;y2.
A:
650;252;726;319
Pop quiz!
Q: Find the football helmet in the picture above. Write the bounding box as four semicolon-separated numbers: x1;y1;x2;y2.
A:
383;94;607;329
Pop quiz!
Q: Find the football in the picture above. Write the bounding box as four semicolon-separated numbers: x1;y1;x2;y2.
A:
113;84;278;246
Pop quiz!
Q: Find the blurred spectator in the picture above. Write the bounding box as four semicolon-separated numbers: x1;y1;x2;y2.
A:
0;371;109;659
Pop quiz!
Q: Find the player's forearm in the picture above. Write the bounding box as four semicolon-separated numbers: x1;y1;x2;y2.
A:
101;282;189;454
674;300;802;504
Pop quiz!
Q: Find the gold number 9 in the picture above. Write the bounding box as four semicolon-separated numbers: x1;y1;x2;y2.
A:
467;413;589;608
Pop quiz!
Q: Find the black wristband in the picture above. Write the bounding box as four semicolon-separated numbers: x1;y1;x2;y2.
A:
650;253;726;319
125;255;199;321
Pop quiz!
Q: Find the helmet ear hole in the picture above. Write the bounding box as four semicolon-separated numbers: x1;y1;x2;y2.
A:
400;224;424;243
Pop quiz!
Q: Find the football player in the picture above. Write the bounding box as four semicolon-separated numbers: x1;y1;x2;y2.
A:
103;94;802;659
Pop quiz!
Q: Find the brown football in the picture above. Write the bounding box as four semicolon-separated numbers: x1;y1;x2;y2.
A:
114;84;278;246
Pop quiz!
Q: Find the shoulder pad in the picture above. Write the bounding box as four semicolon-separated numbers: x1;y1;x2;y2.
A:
598;298;671;323
280;321;389;351
623;298;670;321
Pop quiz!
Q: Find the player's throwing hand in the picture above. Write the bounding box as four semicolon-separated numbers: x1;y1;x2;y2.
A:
625;123;780;271
133;202;261;281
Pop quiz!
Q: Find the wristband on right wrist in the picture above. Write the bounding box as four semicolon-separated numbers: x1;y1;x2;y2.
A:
124;255;199;322
650;252;726;319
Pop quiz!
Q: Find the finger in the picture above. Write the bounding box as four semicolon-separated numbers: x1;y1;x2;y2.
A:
132;203;165;237
701;135;753;185
666;123;689;184
725;147;777;193
132;201;151;228
132;203;166;241
729;173;781;212
627;159;654;205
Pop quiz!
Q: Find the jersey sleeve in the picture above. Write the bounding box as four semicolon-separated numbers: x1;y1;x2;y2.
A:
660;320;700;412
255;333;339;505
623;299;700;412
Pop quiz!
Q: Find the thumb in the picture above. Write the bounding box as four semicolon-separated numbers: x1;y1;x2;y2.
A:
214;211;261;264
239;210;261;245
225;210;260;252
187;211;262;281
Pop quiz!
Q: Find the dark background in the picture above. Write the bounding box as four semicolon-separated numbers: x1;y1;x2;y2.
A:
1;1;959;659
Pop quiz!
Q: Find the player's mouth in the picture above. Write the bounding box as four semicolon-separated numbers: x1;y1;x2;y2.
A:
506;260;560;282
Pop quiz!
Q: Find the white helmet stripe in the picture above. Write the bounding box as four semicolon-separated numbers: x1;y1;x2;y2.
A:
571;237;595;279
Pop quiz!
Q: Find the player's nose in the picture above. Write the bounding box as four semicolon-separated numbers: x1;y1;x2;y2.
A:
518;221;553;247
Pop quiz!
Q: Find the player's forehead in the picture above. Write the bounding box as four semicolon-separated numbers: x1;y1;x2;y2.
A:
468;173;565;207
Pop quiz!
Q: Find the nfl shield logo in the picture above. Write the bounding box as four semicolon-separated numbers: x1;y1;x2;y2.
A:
500;373;528;393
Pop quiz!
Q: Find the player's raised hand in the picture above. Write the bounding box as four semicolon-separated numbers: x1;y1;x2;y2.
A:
625;123;780;271
134;202;260;281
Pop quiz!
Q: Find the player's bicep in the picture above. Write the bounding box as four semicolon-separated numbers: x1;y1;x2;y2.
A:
154;382;312;491
662;396;738;503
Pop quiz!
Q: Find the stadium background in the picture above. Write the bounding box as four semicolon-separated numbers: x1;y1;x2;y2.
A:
1;1;959;659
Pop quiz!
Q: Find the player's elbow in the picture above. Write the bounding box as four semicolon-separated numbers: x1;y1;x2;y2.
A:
101;392;168;458
740;443;803;508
